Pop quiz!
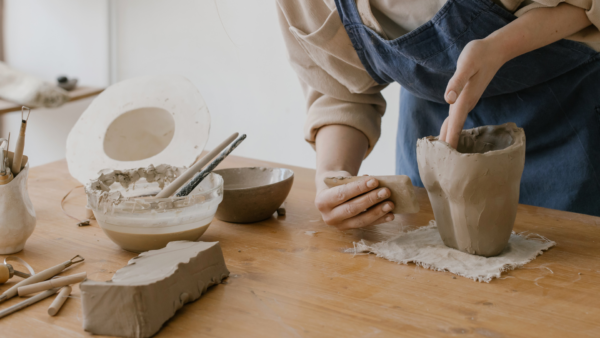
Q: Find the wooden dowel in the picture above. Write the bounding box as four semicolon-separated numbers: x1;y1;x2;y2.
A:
154;132;239;199
0;288;60;319
48;286;71;316
0;255;84;303
18;272;86;296
176;134;247;197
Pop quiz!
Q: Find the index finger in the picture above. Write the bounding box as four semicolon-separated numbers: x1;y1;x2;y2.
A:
444;82;478;148
319;177;379;209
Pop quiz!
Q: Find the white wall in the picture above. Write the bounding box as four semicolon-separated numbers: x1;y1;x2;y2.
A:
4;0;109;86
1;0;109;167
1;0;400;174
112;0;400;175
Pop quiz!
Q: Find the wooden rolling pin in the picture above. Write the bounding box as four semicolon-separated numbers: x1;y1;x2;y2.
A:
18;272;86;296
0;255;84;303
48;286;72;316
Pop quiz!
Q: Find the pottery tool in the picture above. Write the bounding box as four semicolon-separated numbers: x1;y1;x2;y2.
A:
154;132;239;199
11;106;31;176
176;134;247;197
18;271;86;296
0;137;12;185
0;288;60;320
0;255;84;304
0;257;35;284
48;285;71;316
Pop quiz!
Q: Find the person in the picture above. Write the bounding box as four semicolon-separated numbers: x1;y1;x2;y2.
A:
276;0;600;229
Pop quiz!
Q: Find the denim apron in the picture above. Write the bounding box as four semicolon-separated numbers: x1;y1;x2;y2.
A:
334;0;600;216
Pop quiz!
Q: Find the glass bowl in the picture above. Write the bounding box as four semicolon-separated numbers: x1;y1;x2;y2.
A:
86;167;223;253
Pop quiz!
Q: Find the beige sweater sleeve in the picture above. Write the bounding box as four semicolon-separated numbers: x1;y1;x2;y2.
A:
518;0;600;50
276;0;387;156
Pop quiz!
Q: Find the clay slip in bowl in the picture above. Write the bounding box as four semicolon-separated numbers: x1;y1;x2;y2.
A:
86;165;223;253
214;167;294;223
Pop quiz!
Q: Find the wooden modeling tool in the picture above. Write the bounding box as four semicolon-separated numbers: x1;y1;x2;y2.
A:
0;255;84;304
154;132;239;199
0;257;35;284
18;272;86;296
11;106;31;176
48;286;71;316
0;288;60;320
0;137;12;185
176;134;247;197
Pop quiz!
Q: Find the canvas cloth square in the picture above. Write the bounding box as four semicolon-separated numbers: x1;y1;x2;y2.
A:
347;221;555;282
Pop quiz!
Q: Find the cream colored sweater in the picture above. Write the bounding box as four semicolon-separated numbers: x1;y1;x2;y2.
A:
276;0;600;155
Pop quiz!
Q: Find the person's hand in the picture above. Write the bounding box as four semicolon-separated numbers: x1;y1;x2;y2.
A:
439;39;506;148
314;171;395;230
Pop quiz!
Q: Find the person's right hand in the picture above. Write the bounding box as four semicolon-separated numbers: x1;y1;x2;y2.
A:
314;172;395;230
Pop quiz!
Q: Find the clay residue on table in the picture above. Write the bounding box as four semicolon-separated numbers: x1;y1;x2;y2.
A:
416;123;526;257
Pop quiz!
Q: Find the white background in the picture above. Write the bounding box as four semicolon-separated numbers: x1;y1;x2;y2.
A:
1;0;401;175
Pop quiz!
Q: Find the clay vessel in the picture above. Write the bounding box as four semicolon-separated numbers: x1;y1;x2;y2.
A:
214;167;294;223
416;123;525;257
0;164;36;254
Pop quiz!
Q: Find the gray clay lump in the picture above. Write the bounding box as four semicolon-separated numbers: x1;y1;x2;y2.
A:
80;241;230;338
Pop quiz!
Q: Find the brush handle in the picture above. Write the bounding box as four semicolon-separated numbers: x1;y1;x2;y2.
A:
11;121;26;175
154;133;239;198
18;272;86;296
0;288;60;319
48;286;71;316
176;134;247;197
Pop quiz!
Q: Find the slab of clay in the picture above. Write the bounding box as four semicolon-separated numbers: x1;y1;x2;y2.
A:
324;176;420;214
416;123;526;257
80;241;230;338
214;167;294;223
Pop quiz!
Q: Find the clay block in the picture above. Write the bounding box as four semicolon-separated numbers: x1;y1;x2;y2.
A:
80;241;230;338
324;176;420;214
416;123;526;257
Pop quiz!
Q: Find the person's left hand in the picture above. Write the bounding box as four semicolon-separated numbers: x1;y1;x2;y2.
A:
439;39;506;148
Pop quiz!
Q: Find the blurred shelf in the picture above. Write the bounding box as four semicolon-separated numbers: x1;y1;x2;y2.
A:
0;86;104;115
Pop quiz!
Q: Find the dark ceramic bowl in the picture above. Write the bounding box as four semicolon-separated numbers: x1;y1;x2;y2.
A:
213;167;294;223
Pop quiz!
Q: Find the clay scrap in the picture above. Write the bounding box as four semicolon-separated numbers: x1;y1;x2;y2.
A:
80;241;230;338
416;123;526;257
324;176;420;214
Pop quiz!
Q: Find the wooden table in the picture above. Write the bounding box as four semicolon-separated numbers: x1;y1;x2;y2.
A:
1;157;599;337
0;86;103;115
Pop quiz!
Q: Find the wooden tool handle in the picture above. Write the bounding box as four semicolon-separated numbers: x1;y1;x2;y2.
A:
0;288;60;319
155;133;239;198
0;255;84;303
18;272;86;296
11;122;26;175
48;286;71;316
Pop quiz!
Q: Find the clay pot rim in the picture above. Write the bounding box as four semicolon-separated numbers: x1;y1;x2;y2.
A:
422;123;525;157
213;167;294;191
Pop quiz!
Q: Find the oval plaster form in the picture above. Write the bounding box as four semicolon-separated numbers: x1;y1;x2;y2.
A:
416;123;526;257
